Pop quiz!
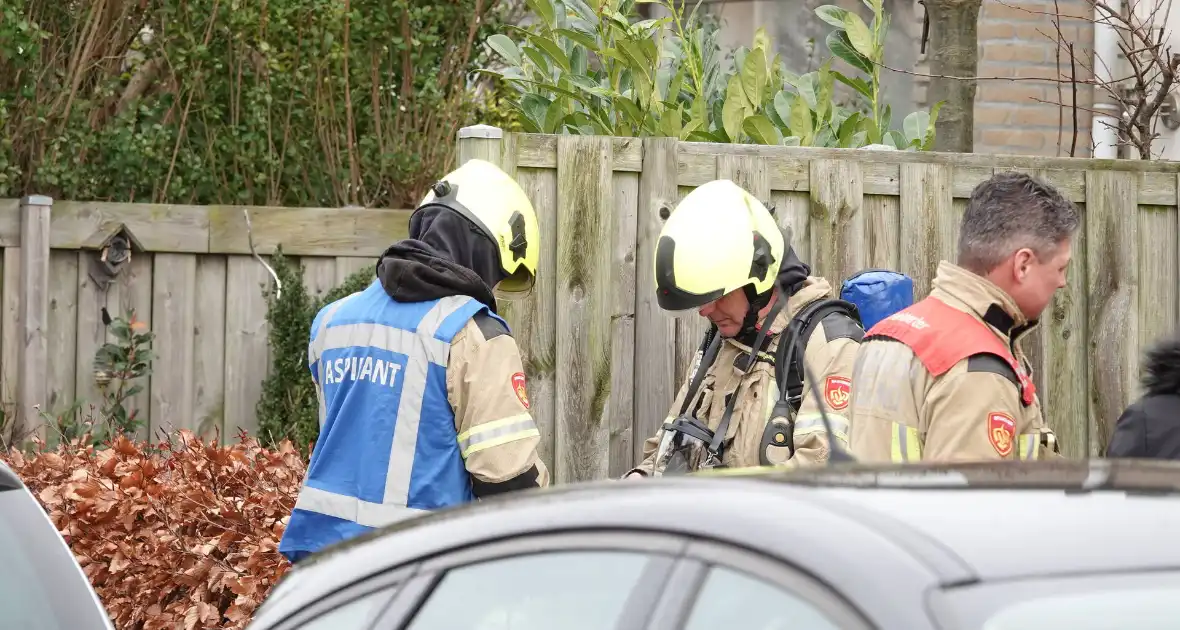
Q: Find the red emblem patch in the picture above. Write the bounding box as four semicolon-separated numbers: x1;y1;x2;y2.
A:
511;372;530;409
988;412;1016;457
824;376;851;410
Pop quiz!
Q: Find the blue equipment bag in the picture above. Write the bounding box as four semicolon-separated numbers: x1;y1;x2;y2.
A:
840;269;915;331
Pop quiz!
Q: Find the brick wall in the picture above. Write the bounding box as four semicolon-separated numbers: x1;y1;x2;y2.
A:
916;0;1096;157
704;0;1097;158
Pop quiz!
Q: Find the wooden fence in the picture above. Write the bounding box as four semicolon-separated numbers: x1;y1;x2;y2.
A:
3;125;1179;482
0;197;407;444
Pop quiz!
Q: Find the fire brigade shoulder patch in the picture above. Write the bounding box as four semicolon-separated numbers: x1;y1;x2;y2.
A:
824;376;851;410
511;372;530;409
987;411;1016;457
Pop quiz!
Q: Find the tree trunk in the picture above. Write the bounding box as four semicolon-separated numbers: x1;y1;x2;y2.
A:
925;0;982;153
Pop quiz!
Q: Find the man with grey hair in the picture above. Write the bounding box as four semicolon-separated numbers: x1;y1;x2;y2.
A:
847;171;1078;462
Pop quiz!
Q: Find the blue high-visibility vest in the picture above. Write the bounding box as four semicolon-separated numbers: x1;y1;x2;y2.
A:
279;280;506;561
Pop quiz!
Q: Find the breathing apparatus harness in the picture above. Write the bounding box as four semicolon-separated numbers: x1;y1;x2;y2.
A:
757;296;860;465
653;292;788;476
652;223;862;475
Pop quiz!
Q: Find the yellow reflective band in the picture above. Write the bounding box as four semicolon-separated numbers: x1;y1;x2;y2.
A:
462;429;540;458
458;413;539;458
890;423;922;463
1018;433;1040;460
793;413;850;447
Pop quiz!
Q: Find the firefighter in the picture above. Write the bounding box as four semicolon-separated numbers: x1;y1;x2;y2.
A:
280;159;549;562
623;179;863;478
848;171;1077;462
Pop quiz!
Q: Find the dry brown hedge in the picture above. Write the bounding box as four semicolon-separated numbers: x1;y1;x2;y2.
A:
1;429;308;630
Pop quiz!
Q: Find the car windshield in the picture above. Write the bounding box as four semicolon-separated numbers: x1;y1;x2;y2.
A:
0;488;112;630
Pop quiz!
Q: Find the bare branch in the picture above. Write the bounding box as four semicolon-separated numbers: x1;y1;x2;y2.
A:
243;208;282;301
878;60;1133;85
1070;43;1080;156
1019;0;1180;158
1053;0;1066;156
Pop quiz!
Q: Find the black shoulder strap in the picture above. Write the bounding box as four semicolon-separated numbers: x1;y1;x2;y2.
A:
775;298;863;411
677;324;721;418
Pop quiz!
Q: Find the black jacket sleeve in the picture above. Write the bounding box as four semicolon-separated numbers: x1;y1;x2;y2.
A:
1106;401;1148;458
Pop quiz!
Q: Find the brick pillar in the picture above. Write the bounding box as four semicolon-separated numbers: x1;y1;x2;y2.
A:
972;0;1095;156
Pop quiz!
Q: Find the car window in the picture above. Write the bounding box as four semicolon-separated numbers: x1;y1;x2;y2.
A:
294;587;392;629
683;565;842;630
403;550;651;630
0;489;113;630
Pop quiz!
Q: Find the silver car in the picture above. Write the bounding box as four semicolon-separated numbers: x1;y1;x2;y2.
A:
247;458;1180;630
0;458;115;630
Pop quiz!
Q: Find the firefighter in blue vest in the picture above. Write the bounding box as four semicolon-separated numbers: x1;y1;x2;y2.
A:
280;159;549;562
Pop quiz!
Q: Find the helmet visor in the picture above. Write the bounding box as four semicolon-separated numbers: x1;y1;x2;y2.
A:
655;285;722;314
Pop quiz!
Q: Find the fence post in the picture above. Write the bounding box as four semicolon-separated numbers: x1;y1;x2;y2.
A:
17;195;51;443
456;124;505;168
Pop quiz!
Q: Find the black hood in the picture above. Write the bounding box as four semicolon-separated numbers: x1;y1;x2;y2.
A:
1143;334;1180;397
775;244;811;297
375;205;506;311
735;244;812;342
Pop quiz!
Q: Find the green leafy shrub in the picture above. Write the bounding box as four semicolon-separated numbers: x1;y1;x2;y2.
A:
480;0;940;149
256;249;376;454
1;0;510;206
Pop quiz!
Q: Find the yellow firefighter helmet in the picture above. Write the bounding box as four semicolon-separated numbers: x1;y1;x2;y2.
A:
653;179;784;311
416;159;540;297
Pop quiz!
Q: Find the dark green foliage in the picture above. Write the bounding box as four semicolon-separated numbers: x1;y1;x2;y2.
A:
256;248;375;454
2;0;509;207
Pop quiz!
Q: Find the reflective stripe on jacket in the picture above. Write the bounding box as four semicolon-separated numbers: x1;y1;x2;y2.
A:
279;281;503;558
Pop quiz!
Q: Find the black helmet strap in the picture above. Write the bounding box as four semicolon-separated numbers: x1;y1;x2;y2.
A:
736;231;777;339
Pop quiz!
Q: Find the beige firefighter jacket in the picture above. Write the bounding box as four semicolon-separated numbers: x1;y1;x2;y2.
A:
447;314;551;491
627;277;862;476
847;261;1061;463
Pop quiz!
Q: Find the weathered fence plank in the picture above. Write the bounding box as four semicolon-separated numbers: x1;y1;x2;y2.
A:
49;201;209;253
223;255;271;437
209;206;409;257
150;253;198;434
608;171;639;477
772;191;812;262
1042;202;1089;458
554;135;613;483
122;254;154;440
899;163;954;300
74;252;105;421
335;257;372;284
633;137;679;464
511;167;559;472
810;160;865;281
1137;205;1179;377
865;195;900;271
194;256;227;441
1086;170;1140;454
46;251;79;430
301;257;337;301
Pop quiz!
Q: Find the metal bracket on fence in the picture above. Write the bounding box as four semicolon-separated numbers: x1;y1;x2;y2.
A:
243;208;282;301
